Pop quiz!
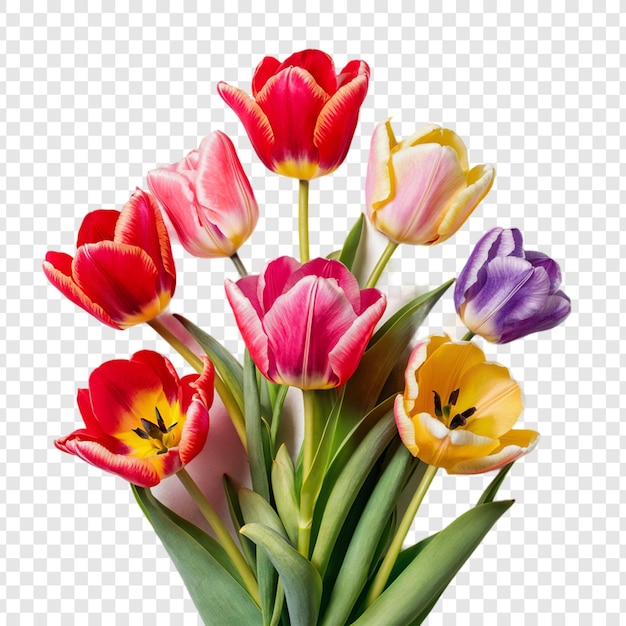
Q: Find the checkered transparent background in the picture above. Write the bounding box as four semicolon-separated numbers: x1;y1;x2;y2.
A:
1;1;624;624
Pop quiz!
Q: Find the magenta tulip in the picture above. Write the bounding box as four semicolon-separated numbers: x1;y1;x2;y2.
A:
225;257;386;389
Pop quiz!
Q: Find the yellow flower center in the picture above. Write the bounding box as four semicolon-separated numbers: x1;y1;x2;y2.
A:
432;388;476;431
132;406;180;455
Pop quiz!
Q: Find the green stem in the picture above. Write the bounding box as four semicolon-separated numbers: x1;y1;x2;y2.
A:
298;179;310;263
298;389;317;557
462;330;476;341
365;464;438;606
230;252;249;278
364;240;398;288
176;467;260;606
148;317;248;452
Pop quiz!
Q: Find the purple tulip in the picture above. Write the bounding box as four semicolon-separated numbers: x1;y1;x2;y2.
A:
454;228;570;343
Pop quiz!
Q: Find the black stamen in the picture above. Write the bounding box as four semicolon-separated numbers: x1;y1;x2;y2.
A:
461;407;477;419
155;407;168;433
141;418;163;440
448;388;460;406
433;391;443;417
167;422;178;433
449;406;476;430
449;414;466;430
133;427;150;440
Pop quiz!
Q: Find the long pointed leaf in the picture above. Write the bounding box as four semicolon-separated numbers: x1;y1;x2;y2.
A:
342;279;454;430
311;408;398;577
320;444;412;626
175;313;244;411
350;500;514;626
132;486;262;626
272;445;300;546
338;214;365;271
242;523;323;626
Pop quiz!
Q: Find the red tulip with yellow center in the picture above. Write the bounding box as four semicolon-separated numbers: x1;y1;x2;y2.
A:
55;351;214;487
394;335;539;474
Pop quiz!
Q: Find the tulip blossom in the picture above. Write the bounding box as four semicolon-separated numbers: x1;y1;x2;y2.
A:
365;120;495;245
225;256;386;389
218;49;370;179
454;227;571;343
43;189;176;330
147;131;259;258
395;335;538;474
56;351;214;488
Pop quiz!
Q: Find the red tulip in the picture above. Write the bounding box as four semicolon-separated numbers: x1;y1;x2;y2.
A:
43;189;176;329
218;49;369;179
225;256;386;389
55;351;214;487
147;132;259;258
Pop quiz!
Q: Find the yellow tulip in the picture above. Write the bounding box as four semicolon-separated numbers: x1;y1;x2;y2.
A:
394;335;539;474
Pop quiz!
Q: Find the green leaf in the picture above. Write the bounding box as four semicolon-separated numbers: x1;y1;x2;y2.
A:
174;314;244;411
223;475;257;569
342;279;454;429
338;214;365;271
239;488;286;626
351;500;515;626
245;351;270;500
477;461;515;505
242;523;323;626
132;485;262;626
311;408;398;577
320;444;412;626
271;445;300;547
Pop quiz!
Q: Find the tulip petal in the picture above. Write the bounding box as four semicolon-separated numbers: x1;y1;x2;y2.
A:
263;275;358;388
258;256;302;313
256;67;328;177
328;290;386;383
148;168;233;258
336;59;369;88
72;242;166;328
76;388;106;435
43;251;119;329
394;393;419;457
224;278;271;377
115;190;176;294
217;82;275;169
57;434;163;488
178;397;210;465
448;429;539;474
499;290;571;343
461;256;550;341
413;412;499;469
193;132;258;248
130;350;181;405
284;258;362;312
275;49;337;95
457;362;524;438
252;56;282;97
386;143;466;244
399;126;469;172
526;250;562;291
412;341;486;415
436;164;495;243
365;120;396;211
76;210;119;246
314;72;369;175
88;359;166;435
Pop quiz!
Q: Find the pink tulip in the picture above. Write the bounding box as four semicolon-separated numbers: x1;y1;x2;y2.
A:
147;131;259;258
225;257;386;389
366;120;495;245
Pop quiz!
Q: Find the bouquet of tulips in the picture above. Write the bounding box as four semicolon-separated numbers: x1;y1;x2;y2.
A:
45;50;570;625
